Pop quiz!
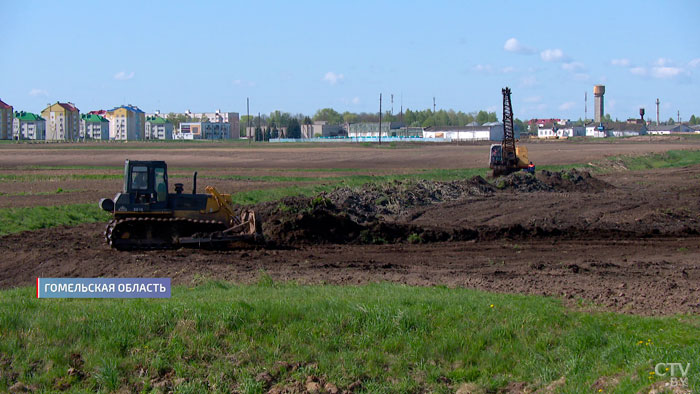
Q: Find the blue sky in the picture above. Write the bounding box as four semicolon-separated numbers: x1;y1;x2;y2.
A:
1;0;698;121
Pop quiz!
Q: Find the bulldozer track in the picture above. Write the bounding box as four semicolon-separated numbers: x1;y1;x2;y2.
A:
104;217;229;251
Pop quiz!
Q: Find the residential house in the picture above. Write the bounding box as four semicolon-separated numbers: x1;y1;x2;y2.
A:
13;111;46;140
145;116;173;140
0;99;13;139
80;114;110;140
41;102;80;140
105;105;145;140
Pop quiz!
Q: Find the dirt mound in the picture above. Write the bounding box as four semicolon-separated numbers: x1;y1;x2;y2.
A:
495;169;613;192
253;170;613;246
328;176;495;223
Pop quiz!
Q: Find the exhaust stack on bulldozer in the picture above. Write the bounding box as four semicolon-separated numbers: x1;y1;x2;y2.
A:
99;160;262;250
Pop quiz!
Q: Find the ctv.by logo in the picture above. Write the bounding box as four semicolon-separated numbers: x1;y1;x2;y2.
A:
654;363;690;388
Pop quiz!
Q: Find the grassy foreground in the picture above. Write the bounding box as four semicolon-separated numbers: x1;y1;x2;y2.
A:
1;281;698;393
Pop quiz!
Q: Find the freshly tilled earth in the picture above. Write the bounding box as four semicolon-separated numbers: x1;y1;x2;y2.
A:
2;167;699;316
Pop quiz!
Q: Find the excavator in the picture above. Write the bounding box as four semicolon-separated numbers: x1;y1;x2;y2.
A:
99;160;262;250
489;87;530;177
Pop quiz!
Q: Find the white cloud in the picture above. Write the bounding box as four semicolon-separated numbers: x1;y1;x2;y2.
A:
503;38;535;54
323;71;344;85
561;62;584;72
233;79;256;87
473;64;516;74
689;58;700;68
352;97;360;104
28;88;48;97
523;96;541;103
651;66;684;79
540;49;565;62
473;64;493;73
654;58;671;67
574;73;590;81
558;101;576;111
611;58;630;67
114;71;135;80
630;67;647;76
520;75;537;88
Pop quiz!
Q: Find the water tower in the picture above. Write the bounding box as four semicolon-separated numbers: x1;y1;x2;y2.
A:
594;85;605;123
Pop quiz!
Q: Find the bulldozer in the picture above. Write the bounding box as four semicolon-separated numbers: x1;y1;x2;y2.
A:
99;160;262;250
489;87;529;177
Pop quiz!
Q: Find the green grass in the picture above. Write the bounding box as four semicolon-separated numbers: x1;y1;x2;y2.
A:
0;188;83;197
0;281;697;393
610;149;700;171
0;204;110;236
0;174;122;182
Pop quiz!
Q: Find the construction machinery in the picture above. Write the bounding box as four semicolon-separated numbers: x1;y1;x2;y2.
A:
99;160;262;250
489;87;529;177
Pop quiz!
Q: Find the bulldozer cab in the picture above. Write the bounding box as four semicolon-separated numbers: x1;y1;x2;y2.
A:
124;160;168;206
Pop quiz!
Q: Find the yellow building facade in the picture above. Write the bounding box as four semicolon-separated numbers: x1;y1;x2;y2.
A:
105;105;145;140
41;102;80;140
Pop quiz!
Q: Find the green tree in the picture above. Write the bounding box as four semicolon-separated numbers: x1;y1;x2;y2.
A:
688;114;696;125
529;123;539;135
668;117;675;125
602;114;613;123
514;118;527;134
313;108;343;125
475;110;490;125
254;127;263;142
421;116;436;128
287;118;302;139
342;112;358;124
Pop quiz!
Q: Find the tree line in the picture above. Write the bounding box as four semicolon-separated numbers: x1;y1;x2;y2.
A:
239;107;505;137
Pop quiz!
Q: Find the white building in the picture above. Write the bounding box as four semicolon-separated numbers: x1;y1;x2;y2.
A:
154;109;239;139
12;111;46;140
145;116;173;140
80;114;110;140
176;121;231;140
423;122;505;141
538;123;585;138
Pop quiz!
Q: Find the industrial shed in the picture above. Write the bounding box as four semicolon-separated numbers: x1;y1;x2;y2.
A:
423;122;506;141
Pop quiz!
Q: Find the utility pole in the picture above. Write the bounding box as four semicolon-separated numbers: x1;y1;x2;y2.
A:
400;93;404;138
378;93;382;145
433;97;436;114
584;91;587;123
391;94;394;116
677;110;680;124
246;97;250;144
